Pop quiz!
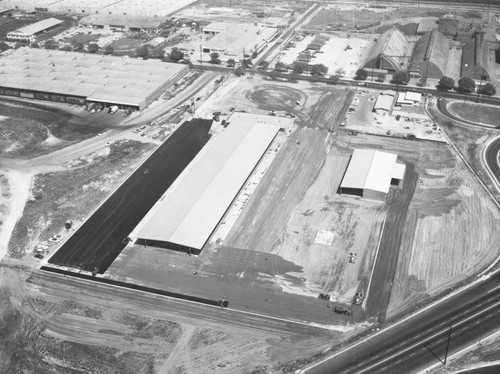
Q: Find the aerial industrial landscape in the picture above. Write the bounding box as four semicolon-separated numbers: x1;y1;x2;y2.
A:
1;0;500;373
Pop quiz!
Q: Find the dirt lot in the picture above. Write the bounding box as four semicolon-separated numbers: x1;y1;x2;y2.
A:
374;130;500;318
174;0;306;27
8;139;154;260
0;100;104;158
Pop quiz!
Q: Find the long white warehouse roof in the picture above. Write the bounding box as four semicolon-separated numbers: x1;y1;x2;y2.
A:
8;17;63;36
341;149;404;194
133;120;279;250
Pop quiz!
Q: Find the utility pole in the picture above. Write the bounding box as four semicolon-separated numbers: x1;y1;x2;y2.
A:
424;325;453;365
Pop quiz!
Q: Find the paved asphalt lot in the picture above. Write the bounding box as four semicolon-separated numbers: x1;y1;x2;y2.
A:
48;119;212;272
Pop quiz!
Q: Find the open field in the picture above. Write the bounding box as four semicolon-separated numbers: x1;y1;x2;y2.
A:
175;0;306;27
370;132;500;318
0;100;103;158
8;139;155;260
0;263;333;374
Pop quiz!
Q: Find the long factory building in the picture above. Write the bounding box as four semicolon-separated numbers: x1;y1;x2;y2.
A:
0;47;188;110
131;114;292;254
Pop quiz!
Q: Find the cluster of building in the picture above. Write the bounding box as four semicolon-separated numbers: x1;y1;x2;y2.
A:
0;47;188;110
2;0;191;17
373;90;422;114
201;22;279;60
363;25;491;83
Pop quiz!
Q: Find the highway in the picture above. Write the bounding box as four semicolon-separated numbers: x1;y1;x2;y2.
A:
306;274;500;374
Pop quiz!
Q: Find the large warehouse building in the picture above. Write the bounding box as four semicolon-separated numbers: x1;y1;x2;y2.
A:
0;48;188;110
363;27;410;73
4;0;190;17
461;32;492;81
201;22;278;59
132;118;281;254
409;28;449;81
340;149;406;202
6;17;63;43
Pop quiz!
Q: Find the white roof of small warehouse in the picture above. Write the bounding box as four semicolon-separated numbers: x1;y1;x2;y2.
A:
341;149;404;194
134;119;280;250
9;17;63;36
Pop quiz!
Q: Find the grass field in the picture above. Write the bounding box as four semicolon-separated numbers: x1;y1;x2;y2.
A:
447;101;500;127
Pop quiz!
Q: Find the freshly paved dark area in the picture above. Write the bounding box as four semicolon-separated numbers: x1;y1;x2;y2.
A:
48;119;212;272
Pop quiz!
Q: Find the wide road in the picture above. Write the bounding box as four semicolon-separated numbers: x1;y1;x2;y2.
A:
485;138;500;182
306;273;500;374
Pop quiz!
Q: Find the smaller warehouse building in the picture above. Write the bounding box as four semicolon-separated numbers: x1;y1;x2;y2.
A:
340;149;406;202
79;15;164;32
7;17;63;42
373;91;396;114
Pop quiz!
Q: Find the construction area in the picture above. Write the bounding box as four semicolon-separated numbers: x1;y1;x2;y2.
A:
0;0;500;373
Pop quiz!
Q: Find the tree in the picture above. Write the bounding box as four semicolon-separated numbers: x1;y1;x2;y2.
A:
456;77;475;94
73;42;84;51
210;52;221;65
376;72;386;82
242;58;253;68
60;45;73;51
136;45;148;58
438;76;455;91
288;72;299;83
335;67;346;77
328;74;340;85
30;42;40;49
275;61;287;72
355;68;368;80
227;58;236;67
311;63;328;76
149;48;165;59
0;42;10;52
258;60;269;71
391;71;410;85
104;45;114;55
293;62;306;74
44;40;59;50
268;70;279;80
88;43;99;54
169;47;184;62
479;82;496;96
235;66;246;76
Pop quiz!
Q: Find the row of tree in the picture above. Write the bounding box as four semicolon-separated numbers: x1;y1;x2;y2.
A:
438;76;496;95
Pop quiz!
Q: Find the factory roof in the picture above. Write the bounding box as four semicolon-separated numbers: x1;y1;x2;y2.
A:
134;119;280;251
0;48;187;106
8;17;63;36
341;149;404;194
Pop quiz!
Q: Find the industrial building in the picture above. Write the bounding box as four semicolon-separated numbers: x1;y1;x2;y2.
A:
132;117;282;254
79;15;164;32
363;27;410;73
373;91;396;114
201;22;278;59
461;32;491;81
4;0;190;17
409;28;449;81
0;48;188;110
6;17;63;42
340;149;406;202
